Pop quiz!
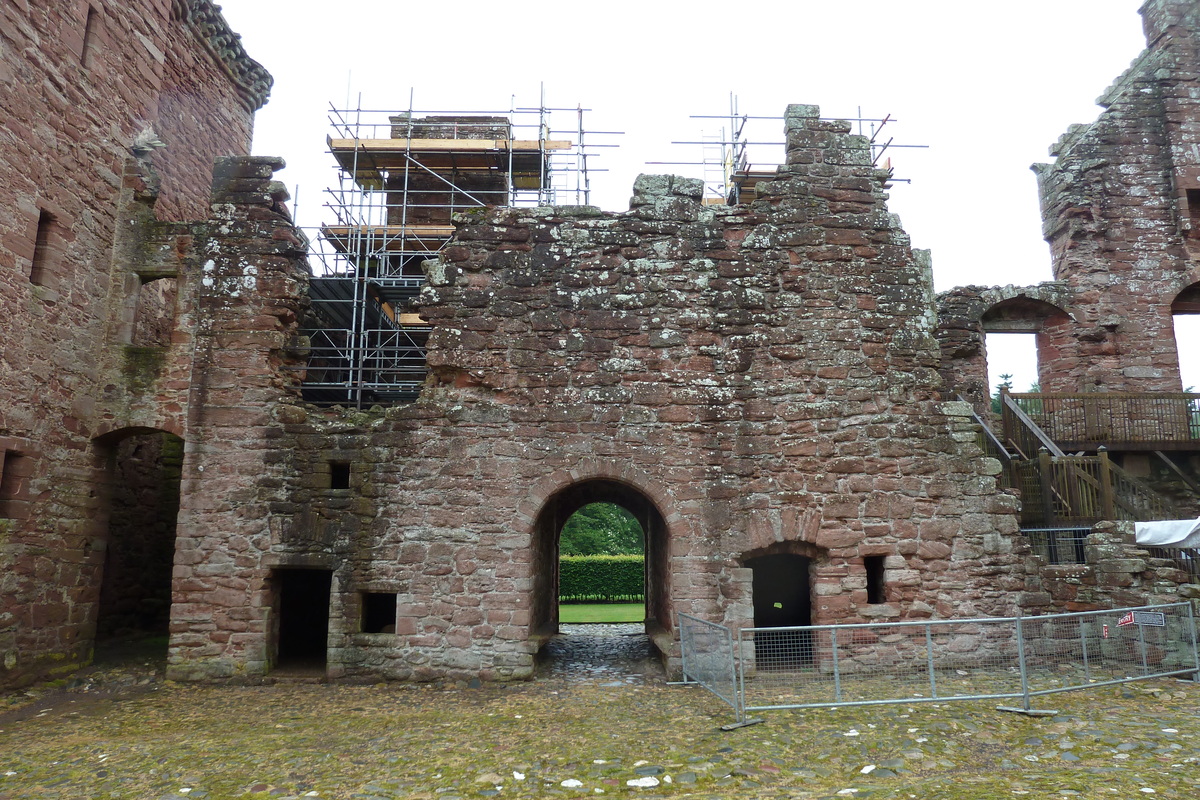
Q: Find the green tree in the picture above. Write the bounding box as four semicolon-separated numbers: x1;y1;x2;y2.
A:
990;373;1013;415
559;503;643;555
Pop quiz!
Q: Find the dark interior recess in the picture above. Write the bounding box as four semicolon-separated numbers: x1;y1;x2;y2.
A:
330;461;351;490
865;555;886;604
361;592;397;634
746;553;813;668
276;568;332;667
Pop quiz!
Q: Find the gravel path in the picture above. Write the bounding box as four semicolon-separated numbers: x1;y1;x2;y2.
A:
2;638;1199;800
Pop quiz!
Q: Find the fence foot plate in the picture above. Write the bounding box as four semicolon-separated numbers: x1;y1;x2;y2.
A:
996;705;1059;717
720;718;765;731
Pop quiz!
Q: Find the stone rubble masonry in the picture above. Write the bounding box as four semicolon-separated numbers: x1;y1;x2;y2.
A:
4;0;1199;690
164;103;1029;683
0;0;268;688
1028;521;1200;612
938;0;1200;406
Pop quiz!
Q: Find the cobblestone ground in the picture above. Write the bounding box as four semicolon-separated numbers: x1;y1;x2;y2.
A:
2;626;1199;800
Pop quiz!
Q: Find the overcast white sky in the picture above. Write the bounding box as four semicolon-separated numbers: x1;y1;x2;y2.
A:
217;0;1198;392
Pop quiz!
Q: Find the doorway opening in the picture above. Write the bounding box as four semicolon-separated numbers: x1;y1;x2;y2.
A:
531;479;669;680
272;568;333;673
745;553;813;669
558;501;645;623
94;428;184;663
1173;282;1200;391
985;332;1039;405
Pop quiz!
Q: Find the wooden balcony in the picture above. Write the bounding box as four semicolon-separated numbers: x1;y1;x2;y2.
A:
1004;392;1200;452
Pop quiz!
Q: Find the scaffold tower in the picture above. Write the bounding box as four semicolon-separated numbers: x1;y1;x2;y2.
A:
301;99;598;407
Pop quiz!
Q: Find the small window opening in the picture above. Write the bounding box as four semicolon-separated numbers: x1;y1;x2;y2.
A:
131;276;178;347
30;209;56;286
361;592;397;634
329;461;351;490
0;451;30;518
865;555;886;604
1187;189;1200;237
82;6;98;68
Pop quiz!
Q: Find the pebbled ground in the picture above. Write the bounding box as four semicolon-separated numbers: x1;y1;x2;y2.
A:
2;627;1199;800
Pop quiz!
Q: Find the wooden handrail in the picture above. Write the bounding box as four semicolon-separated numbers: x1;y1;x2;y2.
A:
1002;393;1065;456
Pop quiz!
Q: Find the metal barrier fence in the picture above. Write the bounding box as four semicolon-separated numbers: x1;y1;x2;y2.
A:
678;613;742;720
1023;527;1091;564
681;602;1199;725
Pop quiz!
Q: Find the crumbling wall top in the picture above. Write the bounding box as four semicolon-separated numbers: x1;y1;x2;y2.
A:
172;0;272;111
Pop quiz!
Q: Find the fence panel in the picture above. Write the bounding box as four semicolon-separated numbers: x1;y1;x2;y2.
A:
677;613;741;719
731;603;1198;716
739;618;1024;711
1008;392;1200;449
1020;604;1200;697
1024;527;1091;564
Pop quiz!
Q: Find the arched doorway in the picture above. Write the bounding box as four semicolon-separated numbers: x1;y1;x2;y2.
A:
93;427;184;659
530;479;671;662
743;550;816;669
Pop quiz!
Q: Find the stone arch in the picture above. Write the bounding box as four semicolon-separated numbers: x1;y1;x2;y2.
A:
91;426;185;650
527;471;674;649
936;283;1073;415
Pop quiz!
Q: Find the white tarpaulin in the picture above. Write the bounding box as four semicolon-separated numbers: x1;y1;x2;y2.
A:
1134;517;1200;549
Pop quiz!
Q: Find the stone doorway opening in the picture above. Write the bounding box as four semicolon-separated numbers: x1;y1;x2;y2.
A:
745;553;813;669
531;479;670;679
271;568;332;674
1173;281;1200;389
94;428;184;662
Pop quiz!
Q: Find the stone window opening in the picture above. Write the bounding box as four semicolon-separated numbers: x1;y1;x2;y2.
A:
1186;189;1200;238
81;6;99;68
360;592;397;634
29;209;58;287
1171;281;1200;390
0;450;31;519
864;555;886;604
329;461;351;490
131;276;178;347
985;332;1039;401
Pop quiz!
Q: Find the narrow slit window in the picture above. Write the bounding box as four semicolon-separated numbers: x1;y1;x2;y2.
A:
865;555;886;604
30;209;56;286
330;461;351;490
1187;189;1200;237
82;6;98;67
361;592;397;634
0;451;30;518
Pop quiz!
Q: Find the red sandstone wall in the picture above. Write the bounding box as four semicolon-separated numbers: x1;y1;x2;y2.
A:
164;107;1028;684
1032;0;1200;392
0;0;267;688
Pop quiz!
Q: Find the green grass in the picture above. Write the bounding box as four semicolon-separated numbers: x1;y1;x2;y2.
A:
558;602;644;623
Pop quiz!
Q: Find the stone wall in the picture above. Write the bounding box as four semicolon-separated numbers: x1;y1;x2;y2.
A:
0;0;268;688
937;0;1200;400
163;105;1030;683
1030;521;1200;613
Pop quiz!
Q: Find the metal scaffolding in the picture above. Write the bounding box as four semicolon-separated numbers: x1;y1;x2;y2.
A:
301;96;603;407
649;95;926;205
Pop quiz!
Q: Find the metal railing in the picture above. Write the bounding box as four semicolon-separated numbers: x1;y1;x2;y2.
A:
1023;527;1091;565
1006;392;1200;451
1145;547;1200;583
682;603;1200;725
